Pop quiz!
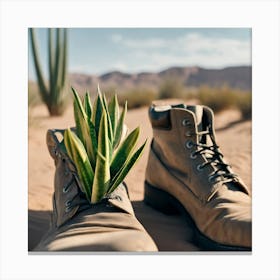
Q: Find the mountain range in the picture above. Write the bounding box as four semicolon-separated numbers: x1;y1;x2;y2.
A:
68;65;252;93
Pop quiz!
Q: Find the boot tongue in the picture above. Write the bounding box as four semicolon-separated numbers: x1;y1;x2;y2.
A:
186;105;204;132
186;105;212;145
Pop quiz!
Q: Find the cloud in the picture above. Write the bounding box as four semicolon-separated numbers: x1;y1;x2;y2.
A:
110;32;251;70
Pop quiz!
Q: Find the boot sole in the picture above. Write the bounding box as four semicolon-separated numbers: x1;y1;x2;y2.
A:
144;181;251;252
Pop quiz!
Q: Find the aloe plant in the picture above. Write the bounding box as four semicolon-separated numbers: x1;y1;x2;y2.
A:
29;28;68;116
64;87;146;203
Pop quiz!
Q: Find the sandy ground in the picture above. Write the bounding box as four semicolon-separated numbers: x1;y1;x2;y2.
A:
28;101;251;251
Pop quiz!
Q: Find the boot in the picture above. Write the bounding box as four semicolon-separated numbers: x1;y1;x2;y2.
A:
34;129;158;252
145;104;251;251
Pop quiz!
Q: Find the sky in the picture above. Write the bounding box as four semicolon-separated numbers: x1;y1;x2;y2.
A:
28;28;251;80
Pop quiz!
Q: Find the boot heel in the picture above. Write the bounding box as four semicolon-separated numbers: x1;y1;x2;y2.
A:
144;181;180;215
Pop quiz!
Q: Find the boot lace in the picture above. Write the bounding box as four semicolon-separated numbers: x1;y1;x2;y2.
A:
62;164;91;213
185;127;238;184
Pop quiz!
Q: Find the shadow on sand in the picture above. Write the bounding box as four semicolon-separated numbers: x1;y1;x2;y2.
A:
216;118;250;132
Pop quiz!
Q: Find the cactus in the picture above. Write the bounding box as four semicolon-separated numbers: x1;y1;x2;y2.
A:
64;87;147;203
29;28;68;116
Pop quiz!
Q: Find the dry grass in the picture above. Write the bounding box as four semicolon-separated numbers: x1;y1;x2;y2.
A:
29;81;251;120
158;77;185;99
118;88;158;109
188;85;252;120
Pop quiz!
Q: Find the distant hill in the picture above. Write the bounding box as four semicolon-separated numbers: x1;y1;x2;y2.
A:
29;65;252;94
186;66;251;90
70;65;251;92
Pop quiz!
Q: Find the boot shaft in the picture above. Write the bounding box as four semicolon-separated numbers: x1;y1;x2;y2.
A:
147;104;249;202
47;129;88;227
149;104;216;175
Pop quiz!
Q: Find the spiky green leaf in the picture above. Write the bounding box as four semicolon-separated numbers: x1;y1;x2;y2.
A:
64;128;93;201
113;101;127;149
88;118;98;167
91;91;103;136
108;140;147;193
91;110;111;203
108;94;119;137
101;92;113;145
110;127;140;178
84;91;92;119
72;87;95;164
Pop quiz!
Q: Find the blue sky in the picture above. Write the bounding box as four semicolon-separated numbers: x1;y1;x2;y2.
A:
28;28;251;80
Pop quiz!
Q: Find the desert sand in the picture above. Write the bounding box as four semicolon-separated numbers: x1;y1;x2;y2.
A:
28;101;251;251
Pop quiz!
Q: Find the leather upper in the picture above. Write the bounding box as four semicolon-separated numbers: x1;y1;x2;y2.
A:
146;105;252;248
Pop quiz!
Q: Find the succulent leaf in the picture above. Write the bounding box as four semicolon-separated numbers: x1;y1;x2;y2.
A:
84;91;92;119
64;128;93;201
87;119;98;168
72;87;95;164
113;101;127;149
91;109;111;203
108;140;147;193
101;92;113;146
108;94;119;137
91;92;103;136
110;127;140;178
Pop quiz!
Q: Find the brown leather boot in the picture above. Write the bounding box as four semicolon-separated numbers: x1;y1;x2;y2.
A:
145;104;251;251
34;129;158;252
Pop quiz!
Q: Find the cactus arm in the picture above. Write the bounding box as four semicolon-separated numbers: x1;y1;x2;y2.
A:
48;29;54;98
29;28;48;103
53;28;61;101
60;28;67;90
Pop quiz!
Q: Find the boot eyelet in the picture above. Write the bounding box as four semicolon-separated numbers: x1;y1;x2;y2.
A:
65;200;71;207
190;152;197;159
115;195;122;202
185;140;194;149
63;186;69;193
182;119;190;126
65;206;71;213
208;175;215;183
197;164;203;171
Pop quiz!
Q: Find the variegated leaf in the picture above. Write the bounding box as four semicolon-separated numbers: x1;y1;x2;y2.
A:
110;127;139;178
108;94;119;137
91;91;103;137
91;109;111;203
113;101;127;149
84;91;92;119
108;140;147;193
101;92;113;146
64;128;93;201
72;87;95;166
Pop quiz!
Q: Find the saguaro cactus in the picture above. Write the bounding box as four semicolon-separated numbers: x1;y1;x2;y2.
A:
29;28;68;116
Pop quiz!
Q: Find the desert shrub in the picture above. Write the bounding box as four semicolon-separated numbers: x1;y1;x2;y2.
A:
196;85;238;113
118;88;158;109
159;77;185;99
195;85;252;119
236;92;252;120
